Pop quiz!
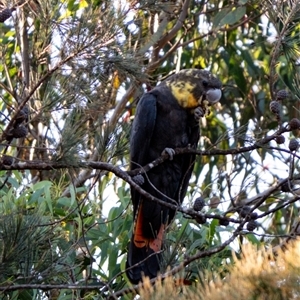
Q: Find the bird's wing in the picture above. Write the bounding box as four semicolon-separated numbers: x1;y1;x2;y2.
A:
130;92;157;208
127;92;160;284
130;93;157;167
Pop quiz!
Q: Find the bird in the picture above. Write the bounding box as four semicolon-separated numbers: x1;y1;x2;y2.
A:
126;69;222;284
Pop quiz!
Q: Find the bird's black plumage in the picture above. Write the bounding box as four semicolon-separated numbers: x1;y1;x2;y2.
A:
126;69;222;284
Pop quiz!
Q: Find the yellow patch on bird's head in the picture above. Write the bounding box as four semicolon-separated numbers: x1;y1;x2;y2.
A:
163;69;222;111
165;80;200;109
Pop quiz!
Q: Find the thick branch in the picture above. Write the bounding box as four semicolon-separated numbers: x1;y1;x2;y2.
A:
0;122;293;175
128;124;292;177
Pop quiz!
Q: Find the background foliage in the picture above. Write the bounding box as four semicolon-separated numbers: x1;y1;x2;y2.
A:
0;0;300;299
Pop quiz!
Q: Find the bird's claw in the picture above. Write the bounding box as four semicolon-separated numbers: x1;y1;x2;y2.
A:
194;107;205;121
132;174;144;185
162;147;175;160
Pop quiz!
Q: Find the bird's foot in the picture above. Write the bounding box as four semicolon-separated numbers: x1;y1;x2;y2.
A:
162;147;175;160
132;174;144;185
194;106;205;121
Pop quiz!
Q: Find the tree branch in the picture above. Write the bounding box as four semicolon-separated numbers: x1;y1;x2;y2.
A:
0;283;105;292
153;0;190;57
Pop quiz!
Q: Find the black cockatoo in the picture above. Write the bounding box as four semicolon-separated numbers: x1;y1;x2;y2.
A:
126;69;222;284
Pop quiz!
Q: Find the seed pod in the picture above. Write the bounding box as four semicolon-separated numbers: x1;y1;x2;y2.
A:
11;125;28;138
250;212;258;220
289;118;300;130
281;181;293;192
276;90;288;100
275;135;285;144
240;206;251;218
289;139;299;152
193;197;205;211
269;101;280;115
246;220;258;231
2;155;14;165
219;218;230;226
15;107;29;125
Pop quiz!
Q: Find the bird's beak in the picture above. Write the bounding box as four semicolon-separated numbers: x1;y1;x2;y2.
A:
206;88;222;104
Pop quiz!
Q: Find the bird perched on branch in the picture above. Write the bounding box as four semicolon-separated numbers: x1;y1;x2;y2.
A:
126;69;222;284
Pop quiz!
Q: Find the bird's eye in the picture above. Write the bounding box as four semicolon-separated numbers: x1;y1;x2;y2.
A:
202;80;208;87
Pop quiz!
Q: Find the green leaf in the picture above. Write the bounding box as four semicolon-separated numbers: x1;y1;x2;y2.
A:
189;238;206;253
207;219;218;246
69;185;76;207
32;180;52;191
9;66;17;77
57;196;72;207
219;7;246;26
213;7;231;28
67;0;76;10
28;188;44;205
246;233;260;245
4;30;15;37
12;170;23;182
7;176;19;189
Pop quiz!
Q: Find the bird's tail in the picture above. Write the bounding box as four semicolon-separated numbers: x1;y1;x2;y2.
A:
126;203;164;284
